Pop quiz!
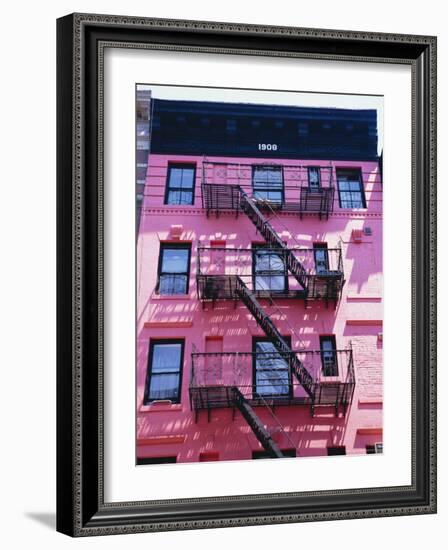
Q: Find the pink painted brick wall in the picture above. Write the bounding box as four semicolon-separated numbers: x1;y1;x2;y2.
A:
136;154;383;462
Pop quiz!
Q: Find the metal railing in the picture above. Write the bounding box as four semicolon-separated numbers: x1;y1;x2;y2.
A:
201;161;335;218
202;161;334;191
190;349;355;414
196;246;344;302
197;246;343;277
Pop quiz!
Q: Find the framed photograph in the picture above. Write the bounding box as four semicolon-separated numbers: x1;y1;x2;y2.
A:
56;13;437;536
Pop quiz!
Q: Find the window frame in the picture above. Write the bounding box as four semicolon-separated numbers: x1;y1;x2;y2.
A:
319;335;339;377
251;164;285;203
336;167;366;209
144;339;185;404
252;243;288;294
307;166;322;191
327;446;346;456
366;443;383;454
164;163;197;205
136;456;177;465
157;242;191;295
252;336;292;398
313;242;329;274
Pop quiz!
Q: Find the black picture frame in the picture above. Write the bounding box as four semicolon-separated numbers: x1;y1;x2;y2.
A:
56;13;437;537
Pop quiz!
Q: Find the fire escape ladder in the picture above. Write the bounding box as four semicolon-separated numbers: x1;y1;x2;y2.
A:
235;276;315;399
238;190;308;290
230;387;284;458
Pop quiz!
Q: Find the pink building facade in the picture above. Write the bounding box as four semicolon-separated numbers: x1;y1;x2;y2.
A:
136;98;383;463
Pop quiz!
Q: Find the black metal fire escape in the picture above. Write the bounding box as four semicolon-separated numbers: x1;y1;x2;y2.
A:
235;276;315;399
194;179;352;449
239;190;308;290
230;387;284;458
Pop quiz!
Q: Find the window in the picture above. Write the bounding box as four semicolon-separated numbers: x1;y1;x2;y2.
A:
254;338;291;397
327;446;346;456
313;243;329;274
337;168;366;208
165;164;196;205
320;335;338;376
137;456;177;465
157;243;191;295
366;443;383;454
144;340;184;403
253;244;287;292
252;165;284;203
252;449;296;459
307;167;321;190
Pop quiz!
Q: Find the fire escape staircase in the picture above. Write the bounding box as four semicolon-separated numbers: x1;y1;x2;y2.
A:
235;276;315;399
196;183;352;441
239;190;308;291
230;387;284;458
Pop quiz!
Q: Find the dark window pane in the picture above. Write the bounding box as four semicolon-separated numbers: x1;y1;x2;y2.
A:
337;169;365;208
149;373;180;400
167;190;181;204
254;248;286;292
265;275;286;291
320;336;338;376
161;249;189;272
179;191;193;204
146;341;183;403
327;446;346;455
166;165;195;204
158;245;190;295
253;166;284;203
253;190;283;202
169;167;194;189
253;166;283;186
350;195;364;208
308;167;321;189
152;343;182;372
314;244;329;274
255;341;290;396
167;190;193;205
159;274;187;294
179;169;194;189
169;168;183;187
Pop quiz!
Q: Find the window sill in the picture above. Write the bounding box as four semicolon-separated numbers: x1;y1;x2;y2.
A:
162;204;197;208
151;294;191;300
139;403;183;413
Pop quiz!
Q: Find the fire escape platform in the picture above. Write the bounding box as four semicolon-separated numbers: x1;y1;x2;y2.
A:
196;274;308;302
189;383;354;416
190;349;355;418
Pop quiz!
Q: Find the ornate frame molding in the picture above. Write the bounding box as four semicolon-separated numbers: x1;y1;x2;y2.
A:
57;13;437;537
